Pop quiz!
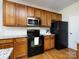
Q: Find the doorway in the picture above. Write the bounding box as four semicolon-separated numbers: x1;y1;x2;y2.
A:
69;15;79;50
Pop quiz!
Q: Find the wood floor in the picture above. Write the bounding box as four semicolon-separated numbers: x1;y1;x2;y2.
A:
19;48;76;59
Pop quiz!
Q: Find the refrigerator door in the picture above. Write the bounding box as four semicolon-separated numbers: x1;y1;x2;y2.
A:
50;22;59;34
60;22;68;48
50;21;68;49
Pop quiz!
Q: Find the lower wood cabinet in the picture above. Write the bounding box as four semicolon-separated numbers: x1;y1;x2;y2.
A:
0;36;54;59
50;36;55;49
0;38;27;59
0;39;14;59
14;38;27;59
77;44;79;59
44;35;55;51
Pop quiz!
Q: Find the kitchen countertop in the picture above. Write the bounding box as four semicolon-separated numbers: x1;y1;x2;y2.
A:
44;34;55;36
0;48;13;59
0;35;27;39
0;34;55;39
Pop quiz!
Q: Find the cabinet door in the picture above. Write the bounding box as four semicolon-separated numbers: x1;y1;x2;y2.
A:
51;13;57;22
44;37;51;51
4;1;16;26
77;44;79;59
40;10;47;26
14;38;27;58
34;8;41;18
27;6;34;17
50;36;55;49
56;14;62;21
0;41;14;59
51;13;62;21
46;12;52;26
15;4;27;26
44;36;55;51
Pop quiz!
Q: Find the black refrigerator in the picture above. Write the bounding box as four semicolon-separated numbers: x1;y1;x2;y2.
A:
50;21;68;49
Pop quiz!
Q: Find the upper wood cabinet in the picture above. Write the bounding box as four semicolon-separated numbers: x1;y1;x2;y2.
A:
4;1;16;26
4;1;27;26
56;14;62;21
51;13;62;22
46;12;52;26
27;6;34;17
15;4;27;26
40;10;47;26
51;13;57;21
34;8;41;17
3;1;62;27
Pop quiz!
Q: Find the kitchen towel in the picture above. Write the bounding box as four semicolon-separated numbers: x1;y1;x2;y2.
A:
34;37;39;45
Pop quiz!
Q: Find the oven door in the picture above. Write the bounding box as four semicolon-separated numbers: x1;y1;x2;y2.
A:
27;36;44;57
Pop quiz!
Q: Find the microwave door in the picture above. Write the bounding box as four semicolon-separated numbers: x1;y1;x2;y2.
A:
28;19;34;26
34;20;39;26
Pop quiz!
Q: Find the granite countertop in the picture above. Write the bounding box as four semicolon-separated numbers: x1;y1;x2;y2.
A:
0;35;27;39
0;34;55;39
44;34;55;36
0;48;13;59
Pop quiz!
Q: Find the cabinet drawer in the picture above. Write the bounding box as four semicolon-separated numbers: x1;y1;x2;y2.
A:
44;36;50;39
15;38;27;42
0;39;14;44
44;35;54;39
0;43;13;49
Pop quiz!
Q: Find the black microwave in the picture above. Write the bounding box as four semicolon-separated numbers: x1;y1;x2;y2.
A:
27;17;41;27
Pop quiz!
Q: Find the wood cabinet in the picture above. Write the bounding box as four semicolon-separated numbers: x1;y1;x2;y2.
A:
44;35;54;51
0;38;27;59
46;12;52;26
50;36;55;49
51;13;62;21
34;8;41;18
0;39;14;59
4;1;16;26
15;4;27;26
40;10;47;26
44;36;51;51
27;6;34;17
0;36;55;58
56;14;62;21
0;39;13;44
14;38;27;58
4;1;62;27
77;44;79;59
4;1;27;26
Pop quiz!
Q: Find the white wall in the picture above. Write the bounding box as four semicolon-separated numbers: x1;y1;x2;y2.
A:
0;0;49;38
60;1;79;50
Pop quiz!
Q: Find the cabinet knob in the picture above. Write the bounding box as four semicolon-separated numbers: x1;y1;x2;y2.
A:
70;33;72;35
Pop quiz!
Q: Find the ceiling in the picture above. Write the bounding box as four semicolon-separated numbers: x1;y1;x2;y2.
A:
23;0;79;11
9;0;79;11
